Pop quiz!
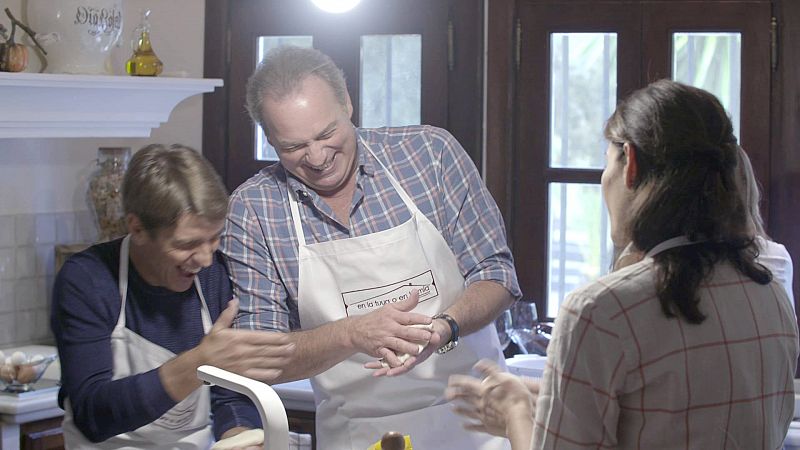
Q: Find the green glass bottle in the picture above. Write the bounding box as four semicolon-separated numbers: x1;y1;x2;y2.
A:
126;10;162;76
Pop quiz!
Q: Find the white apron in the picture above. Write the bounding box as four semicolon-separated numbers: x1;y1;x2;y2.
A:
292;137;510;449
62;235;214;450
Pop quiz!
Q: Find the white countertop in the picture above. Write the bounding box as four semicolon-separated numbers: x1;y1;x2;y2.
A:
271;379;315;412
0;345;63;423
0;344;316;421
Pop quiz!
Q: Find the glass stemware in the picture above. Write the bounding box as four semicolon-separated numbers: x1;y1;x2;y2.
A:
507;301;549;356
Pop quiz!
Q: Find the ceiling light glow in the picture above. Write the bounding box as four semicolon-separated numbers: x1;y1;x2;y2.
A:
311;0;362;14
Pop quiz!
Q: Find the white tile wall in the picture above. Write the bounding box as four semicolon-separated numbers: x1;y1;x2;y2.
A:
0;216;14;247
0;212;97;348
0;280;14;313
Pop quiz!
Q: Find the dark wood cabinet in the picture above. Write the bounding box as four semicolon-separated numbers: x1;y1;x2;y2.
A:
20;417;64;450
287;409;316;450
15;412;313;450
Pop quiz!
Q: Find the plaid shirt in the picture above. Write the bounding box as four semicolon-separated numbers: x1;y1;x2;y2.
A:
222;125;521;331
533;259;798;449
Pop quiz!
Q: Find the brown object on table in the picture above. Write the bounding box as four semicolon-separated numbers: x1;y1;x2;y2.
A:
380;431;406;450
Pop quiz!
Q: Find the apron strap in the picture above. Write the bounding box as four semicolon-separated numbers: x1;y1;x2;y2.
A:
288;189;307;246
194;277;212;334
645;235;707;258
357;134;422;216
116;235;132;330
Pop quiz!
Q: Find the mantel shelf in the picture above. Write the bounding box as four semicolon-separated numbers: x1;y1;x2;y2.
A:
0;72;223;138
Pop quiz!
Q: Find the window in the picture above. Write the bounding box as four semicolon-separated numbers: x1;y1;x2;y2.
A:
360;34;422;129
672;32;742;136
508;1;770;318
547;32;616;315
255;36;314;161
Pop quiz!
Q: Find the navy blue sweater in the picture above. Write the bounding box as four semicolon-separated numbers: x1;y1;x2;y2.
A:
51;238;261;442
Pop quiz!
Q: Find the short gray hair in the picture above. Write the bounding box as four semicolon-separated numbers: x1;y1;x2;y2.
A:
122;144;228;235
245;46;348;130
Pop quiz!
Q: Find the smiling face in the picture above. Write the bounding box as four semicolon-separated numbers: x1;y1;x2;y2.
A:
601;141;634;247
261;75;358;199
128;213;224;293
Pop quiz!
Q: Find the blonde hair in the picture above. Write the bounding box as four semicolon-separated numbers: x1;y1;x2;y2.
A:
122;144;228;235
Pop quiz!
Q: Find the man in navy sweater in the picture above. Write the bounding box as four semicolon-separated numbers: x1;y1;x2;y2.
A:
52;144;294;449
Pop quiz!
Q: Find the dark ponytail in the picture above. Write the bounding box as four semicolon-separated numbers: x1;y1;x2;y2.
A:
604;80;771;324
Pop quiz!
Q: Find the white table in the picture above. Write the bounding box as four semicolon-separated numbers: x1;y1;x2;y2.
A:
0;344;316;450
0;345;62;450
271;379;314;412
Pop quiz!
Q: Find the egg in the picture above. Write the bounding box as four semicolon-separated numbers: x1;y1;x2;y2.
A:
29;354;44;365
16;364;37;384
10;351;27;366
0;364;14;383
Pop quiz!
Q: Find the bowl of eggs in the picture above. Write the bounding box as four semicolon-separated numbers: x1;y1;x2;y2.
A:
0;350;59;392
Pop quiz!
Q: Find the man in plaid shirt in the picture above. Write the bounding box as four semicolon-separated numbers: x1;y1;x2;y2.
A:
448;80;798;449
221;46;520;448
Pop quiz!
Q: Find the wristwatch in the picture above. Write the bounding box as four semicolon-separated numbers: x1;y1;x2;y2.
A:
432;313;459;354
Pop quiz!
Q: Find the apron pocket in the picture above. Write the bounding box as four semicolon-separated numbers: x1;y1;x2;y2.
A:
346;401;510;450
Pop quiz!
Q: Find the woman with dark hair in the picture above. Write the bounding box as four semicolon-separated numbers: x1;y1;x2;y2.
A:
447;80;798;449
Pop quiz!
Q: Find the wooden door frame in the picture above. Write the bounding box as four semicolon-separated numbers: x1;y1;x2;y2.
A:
485;0;516;226
510;0;643;314
202;0;230;187
203;0;484;192
771;0;800;306
641;1;772;219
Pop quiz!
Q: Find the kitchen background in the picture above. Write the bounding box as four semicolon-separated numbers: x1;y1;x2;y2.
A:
0;0;207;348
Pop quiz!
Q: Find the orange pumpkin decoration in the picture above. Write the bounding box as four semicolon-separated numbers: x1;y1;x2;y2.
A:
0;7;46;72
0;42;28;72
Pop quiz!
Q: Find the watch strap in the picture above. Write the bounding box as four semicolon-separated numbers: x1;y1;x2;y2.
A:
432;313;459;354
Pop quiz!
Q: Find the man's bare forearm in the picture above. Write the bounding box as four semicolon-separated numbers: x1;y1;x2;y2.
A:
270;318;358;383
440;280;515;338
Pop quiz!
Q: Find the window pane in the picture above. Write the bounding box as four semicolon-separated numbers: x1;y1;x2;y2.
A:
254;36;314;161
550;33;617;169
360;35;421;128
673;32;741;138
547;183;613;317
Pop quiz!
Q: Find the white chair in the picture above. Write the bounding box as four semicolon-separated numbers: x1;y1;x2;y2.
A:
197;365;293;450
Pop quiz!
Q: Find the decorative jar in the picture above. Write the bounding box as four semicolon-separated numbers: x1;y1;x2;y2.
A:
88;147;130;242
27;0;123;74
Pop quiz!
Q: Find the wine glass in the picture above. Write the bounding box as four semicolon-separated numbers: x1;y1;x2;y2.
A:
508;301;548;355
494;310;513;350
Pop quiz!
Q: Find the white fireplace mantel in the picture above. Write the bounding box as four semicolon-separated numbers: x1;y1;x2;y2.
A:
0;72;223;138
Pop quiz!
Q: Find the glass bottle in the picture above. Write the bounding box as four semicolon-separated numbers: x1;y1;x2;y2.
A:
88;147;131;242
126;9;162;76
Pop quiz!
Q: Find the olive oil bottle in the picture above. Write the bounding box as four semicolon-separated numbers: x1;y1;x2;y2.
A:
126;10;162;76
